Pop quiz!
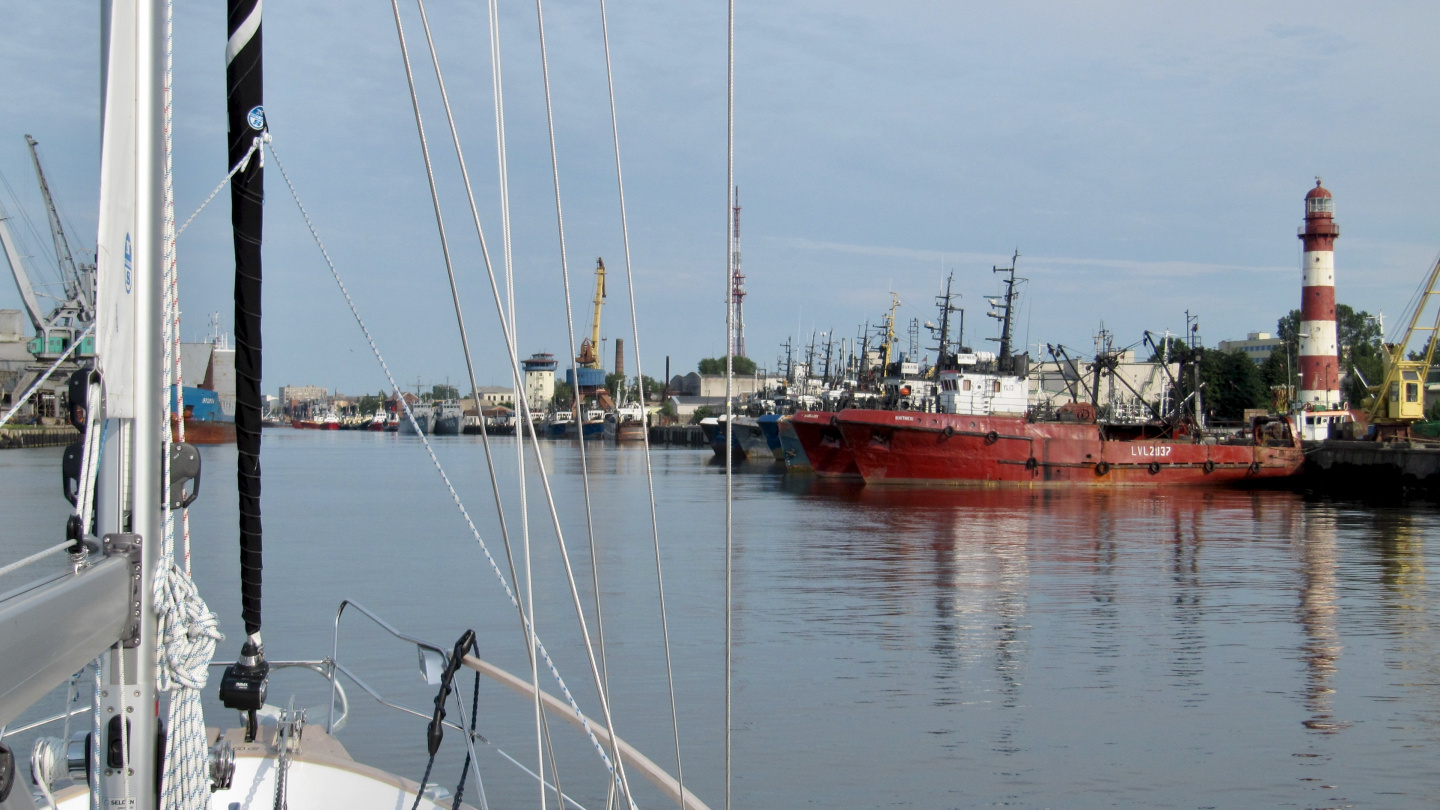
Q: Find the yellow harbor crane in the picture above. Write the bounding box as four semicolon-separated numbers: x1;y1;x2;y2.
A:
1367;255;1440;426
577;257;606;369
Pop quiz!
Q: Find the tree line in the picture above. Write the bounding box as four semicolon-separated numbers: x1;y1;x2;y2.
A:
1147;304;1385;421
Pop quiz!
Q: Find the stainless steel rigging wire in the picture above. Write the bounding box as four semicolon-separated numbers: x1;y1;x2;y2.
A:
725;4;736;810
596;0;688;805
265;139;626;787
407;0;570;800
532;0;636;804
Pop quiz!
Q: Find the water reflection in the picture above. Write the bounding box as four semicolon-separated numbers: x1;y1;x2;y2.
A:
1297;510;1347;733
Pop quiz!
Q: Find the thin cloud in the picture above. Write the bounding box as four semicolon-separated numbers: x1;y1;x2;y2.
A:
775;236;1292;278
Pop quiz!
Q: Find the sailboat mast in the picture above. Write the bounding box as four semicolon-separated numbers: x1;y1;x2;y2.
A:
220;0;270;737
93;0;167;804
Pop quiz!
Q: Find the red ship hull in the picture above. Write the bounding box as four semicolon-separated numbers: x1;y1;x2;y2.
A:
171;416;236;445
835;409;1304;487
789;411;862;479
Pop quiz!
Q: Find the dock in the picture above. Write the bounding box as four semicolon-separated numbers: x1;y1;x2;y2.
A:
649;425;707;447
0;425;80;449
1304;439;1440;497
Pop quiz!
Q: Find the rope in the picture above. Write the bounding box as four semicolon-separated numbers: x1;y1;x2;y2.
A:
266;140;625;784
31;736;64;808
596;3;688;804
0;540;74;579
155;2;223;804
90;660;100;810
174;137;261;239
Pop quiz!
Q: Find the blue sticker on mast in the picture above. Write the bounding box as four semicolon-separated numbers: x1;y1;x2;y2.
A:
124;233;132;293
247;105;265;130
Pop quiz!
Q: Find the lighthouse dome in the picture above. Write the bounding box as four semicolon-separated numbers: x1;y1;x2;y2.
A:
1306;179;1334;215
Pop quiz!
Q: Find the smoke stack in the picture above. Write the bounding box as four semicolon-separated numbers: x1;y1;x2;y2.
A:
615;338;625;379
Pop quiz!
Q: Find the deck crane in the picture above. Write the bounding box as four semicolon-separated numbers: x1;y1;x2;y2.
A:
576;257;606;369
0;135;95;363
1366;255;1440;429
26;134;94;315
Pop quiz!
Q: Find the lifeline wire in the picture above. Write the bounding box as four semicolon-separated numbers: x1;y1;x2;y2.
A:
0;324;92;430
265;140;627;785
597;0;688;803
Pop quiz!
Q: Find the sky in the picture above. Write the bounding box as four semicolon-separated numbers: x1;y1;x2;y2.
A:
2;2;1440;396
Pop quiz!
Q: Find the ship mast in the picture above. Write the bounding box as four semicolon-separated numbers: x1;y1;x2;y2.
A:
988;250;1022;372
931;272;962;369
730;187;746;358
882;293;901;370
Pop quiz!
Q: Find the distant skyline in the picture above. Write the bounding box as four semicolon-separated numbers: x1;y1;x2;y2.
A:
3;3;1439;394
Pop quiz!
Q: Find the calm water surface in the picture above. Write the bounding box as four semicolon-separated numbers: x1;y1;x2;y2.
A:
3;430;1439;808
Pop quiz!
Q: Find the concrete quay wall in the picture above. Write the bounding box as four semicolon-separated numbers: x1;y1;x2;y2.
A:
0;426;80;449
1304;439;1440;496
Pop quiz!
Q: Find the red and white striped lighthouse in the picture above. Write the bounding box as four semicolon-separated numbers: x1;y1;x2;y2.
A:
1298;179;1341;407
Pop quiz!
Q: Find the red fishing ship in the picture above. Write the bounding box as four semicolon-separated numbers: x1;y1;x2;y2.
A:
836;406;1302;486
793;255;1306;487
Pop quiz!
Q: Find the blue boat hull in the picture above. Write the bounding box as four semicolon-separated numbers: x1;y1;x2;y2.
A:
757;414;785;460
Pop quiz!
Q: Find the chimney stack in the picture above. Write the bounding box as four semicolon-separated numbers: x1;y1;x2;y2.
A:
615;338;625;379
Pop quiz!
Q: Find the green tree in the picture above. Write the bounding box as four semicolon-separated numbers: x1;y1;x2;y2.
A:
431;383;459;401
1276;305;1382;406
1145;336;1190;363
698;356;757;376
689;405;716;424
551;383;574;409
640;375;665;401
605;372;628;399
1200;349;1267;421
1259;348;1292;392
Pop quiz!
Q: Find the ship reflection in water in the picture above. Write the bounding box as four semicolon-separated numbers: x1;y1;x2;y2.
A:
760;477;1439;806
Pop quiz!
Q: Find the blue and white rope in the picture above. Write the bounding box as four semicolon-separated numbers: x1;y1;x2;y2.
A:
154;2;223;806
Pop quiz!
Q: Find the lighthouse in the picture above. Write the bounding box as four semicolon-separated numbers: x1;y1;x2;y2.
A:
1298;179;1341;408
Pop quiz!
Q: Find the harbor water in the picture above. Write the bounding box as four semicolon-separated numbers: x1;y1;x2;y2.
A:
4;431;1440;807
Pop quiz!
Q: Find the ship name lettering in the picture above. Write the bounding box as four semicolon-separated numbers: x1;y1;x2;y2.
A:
1130;446;1172;457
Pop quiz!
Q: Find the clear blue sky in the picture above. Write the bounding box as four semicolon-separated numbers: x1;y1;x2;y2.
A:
3;2;1439;395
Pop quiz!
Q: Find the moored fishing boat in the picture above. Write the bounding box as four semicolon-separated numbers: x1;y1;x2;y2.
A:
836;407;1303;486
788;410;862;478
605;402;647;442
756;412;785;460
777;415;811;470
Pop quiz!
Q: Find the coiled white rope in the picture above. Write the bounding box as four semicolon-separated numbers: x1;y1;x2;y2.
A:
154;1;223;804
31;736;64;809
